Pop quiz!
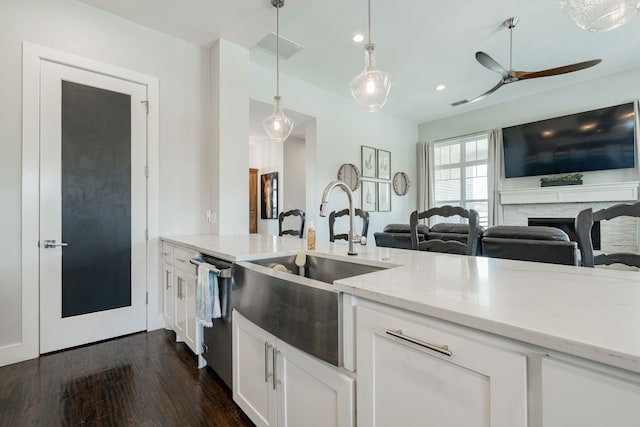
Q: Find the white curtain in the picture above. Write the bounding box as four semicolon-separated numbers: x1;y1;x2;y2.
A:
417;142;434;214
487;128;503;226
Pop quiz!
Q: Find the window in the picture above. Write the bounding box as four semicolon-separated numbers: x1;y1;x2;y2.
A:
433;134;489;227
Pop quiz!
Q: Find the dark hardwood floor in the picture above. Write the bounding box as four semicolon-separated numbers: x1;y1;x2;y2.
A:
0;330;255;427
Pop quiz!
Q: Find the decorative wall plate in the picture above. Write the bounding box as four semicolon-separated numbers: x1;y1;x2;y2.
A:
392;172;411;196
337;163;361;191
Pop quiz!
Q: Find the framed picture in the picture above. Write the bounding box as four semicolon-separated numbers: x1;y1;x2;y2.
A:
377;149;391;180
361;180;377;212
361;146;377;178
378;182;391;212
260;172;278;219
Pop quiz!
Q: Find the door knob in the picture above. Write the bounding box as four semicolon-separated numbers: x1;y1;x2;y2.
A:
44;240;68;248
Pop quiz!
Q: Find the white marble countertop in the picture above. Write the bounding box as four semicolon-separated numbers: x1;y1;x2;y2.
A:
162;234;640;374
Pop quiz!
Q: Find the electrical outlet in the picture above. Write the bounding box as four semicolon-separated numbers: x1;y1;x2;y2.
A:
206;209;212;223
212;211;218;224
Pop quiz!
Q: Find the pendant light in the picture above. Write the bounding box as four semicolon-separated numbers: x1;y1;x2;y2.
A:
349;0;392;112
559;0;639;32
263;0;294;142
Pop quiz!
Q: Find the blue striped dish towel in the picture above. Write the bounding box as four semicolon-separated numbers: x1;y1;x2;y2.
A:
197;263;222;327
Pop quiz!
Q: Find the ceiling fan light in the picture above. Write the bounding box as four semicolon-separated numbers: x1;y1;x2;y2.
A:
263;96;294;142
559;0;640;32
350;45;392;112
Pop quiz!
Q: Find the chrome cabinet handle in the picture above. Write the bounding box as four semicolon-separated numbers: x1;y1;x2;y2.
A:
177;277;183;299
264;342;273;383
385;329;452;357
166;270;171;290
44;240;68;248
272;348;281;390
176;257;187;263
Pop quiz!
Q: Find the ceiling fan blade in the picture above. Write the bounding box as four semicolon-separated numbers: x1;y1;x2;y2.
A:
451;80;505;107
514;59;601;80
475;51;509;78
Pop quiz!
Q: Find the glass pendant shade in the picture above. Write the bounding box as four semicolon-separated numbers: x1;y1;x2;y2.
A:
350;44;392;112
559;0;639;32
263;95;293;142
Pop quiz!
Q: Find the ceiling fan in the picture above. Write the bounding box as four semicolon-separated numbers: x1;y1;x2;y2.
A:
451;17;601;107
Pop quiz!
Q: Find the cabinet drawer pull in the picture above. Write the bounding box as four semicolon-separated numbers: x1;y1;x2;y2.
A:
385;329;452;357
176;257;187;263
264;342;273;383
272;348;281;390
166;270;171;290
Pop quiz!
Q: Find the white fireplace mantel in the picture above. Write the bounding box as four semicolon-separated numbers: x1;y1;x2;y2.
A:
500;181;639;205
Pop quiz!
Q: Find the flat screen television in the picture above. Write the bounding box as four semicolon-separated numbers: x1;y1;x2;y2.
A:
502;103;636;178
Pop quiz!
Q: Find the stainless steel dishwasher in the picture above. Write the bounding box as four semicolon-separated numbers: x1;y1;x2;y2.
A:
197;254;234;389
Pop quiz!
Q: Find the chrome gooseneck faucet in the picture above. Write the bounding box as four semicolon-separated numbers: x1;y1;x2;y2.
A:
319;180;363;255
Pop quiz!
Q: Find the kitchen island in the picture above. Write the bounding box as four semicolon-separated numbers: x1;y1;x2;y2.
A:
162;234;640;426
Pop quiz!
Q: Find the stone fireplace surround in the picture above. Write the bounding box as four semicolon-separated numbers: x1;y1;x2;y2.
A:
500;182;640;255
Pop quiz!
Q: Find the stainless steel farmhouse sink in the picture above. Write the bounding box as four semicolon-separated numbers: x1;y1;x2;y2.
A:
250;253;387;284
233;254;388;367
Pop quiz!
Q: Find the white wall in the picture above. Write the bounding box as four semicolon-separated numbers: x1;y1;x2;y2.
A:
418;67;640;190
1;0;210;359
210;39;250;235
250;62;419;244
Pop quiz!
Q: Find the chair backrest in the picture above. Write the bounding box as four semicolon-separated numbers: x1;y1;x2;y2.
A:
278;209;305;238
410;206;480;256
329;208;369;242
575;201;640;268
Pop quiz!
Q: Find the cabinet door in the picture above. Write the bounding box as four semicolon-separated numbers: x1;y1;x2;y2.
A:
276;339;354;427
233;311;277;427
161;243;173;265
174;272;186;341
356;305;527;427
162;263;174;328
184;274;197;352
542;356;640;427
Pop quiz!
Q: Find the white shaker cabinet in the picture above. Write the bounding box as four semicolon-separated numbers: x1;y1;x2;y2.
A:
233;310;354;427
164;242;199;355
356;304;527;427
542;356;640;427
161;243;174;327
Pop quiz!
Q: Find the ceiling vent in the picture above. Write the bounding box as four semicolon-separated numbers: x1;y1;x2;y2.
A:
255;31;304;59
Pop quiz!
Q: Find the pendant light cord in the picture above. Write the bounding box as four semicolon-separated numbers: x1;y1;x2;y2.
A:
367;0;372;44
276;3;280;97
509;24;513;71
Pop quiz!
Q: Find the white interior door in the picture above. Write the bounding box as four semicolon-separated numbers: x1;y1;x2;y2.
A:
39;60;148;353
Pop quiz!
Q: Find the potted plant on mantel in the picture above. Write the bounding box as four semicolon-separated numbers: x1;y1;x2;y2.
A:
539;173;584;187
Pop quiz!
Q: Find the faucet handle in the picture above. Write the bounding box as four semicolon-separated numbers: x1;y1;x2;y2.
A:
352;235;366;245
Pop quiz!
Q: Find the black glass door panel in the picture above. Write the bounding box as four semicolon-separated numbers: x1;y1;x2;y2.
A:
61;81;132;318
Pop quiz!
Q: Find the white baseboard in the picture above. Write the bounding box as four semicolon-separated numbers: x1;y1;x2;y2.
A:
0;342;38;368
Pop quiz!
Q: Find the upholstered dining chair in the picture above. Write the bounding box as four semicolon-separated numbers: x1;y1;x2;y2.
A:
410;206;480;256
329;208;370;243
278;209;305;238
575;201;640;268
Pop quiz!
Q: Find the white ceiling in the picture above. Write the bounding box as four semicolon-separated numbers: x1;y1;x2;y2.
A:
80;0;640;124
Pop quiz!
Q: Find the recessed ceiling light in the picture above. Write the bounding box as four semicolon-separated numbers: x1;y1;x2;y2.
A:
435;84;446;91
352;34;364;43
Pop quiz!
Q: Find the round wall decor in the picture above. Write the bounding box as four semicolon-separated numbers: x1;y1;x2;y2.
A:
392;172;411;196
337;163;361;191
